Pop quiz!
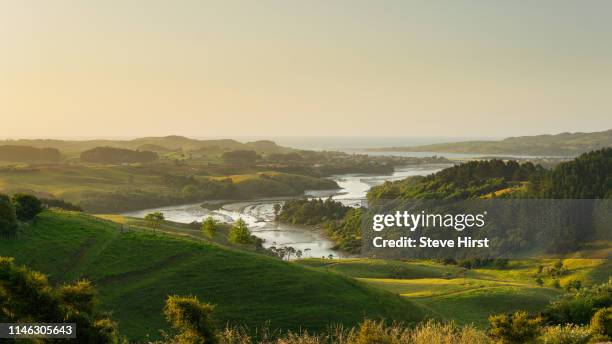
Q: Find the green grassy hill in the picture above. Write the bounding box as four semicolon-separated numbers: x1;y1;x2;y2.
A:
298;258;609;327
0;210;423;340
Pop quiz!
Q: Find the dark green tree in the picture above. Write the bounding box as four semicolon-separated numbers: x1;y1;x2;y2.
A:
12;193;43;221
0;194;18;237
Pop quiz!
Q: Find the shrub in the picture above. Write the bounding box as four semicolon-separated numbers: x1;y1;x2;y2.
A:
12;193;42;221
545;281;612;325
164;295;218;344
0;257;119;343
489;311;542;343
538;324;591;344
590;306;612;337
411;320;489;344
350;319;403;344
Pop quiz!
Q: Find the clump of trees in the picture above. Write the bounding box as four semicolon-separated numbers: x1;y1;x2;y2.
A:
80;146;158;164
0;193;43;237
0;145;61;162
267;245;303;260
368;159;541;201
276;197;350;225
0;257;120;343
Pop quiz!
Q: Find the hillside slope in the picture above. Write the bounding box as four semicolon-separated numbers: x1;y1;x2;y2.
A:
0;210;423;340
298;258;609;327
369;129;612;156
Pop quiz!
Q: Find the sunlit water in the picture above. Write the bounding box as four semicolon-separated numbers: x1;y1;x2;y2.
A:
124;164;449;258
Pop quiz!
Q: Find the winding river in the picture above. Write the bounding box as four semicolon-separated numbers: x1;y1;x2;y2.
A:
124;164;448;258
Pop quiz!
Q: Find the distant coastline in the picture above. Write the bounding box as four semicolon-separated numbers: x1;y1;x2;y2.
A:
364;129;612;157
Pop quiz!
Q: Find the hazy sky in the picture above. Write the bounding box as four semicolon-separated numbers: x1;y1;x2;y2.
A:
1;1;611;138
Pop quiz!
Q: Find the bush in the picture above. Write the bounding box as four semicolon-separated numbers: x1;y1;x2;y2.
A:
489;311;542;343
590;306;612;337
350;319;403;344
164;295;218;344
12;193;42;221
545;281;612;325
0;257;119;343
0;194;18;237
410;320;489;344
538;324;591;344
215;320;489;344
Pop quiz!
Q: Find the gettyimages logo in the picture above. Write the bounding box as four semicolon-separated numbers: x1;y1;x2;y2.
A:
372;210;487;232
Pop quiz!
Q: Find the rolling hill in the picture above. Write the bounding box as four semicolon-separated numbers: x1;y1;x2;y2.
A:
0;210;424;340
0;136;290;155
368;129;612;156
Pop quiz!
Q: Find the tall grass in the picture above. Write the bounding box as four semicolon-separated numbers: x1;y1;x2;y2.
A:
211;320;489;344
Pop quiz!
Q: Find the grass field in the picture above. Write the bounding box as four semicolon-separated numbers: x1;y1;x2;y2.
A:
0;210;423;340
298;257;609;328
1;210;608;339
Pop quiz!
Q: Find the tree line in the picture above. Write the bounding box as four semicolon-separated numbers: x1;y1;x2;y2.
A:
0;145;61;162
80;146;158;164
